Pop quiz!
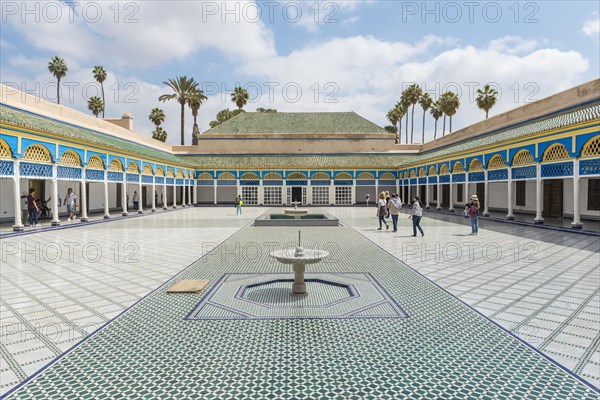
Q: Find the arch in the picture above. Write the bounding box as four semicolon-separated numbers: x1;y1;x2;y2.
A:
0;138;14;159
581;135;600;158
418;168;426;177
439;164;449;175
357;172;375;180
452;162;465;173
512;150;534;166
487;154;507;170
197;172;212;180
218;172;236;180
87;155;105;170
155;167;165;177
312;172;330;180
380;172;396;179
428;166;437;175
241;172;259;180
176;170;184;179
542;143;570;162
22;144;52;163
109;159;123;172
166;169;175;178
287;172;307;180
468;159;483;172
126;162;140;173
334;172;352;180
59;151;81;166
263;172;282;180
142;164;154;175
409;170;417;178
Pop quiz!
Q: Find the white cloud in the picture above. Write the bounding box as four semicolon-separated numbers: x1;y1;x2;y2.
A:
488;36;542;55
581;17;600;39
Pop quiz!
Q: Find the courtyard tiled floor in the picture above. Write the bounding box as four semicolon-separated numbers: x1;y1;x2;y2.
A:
1;207;598;398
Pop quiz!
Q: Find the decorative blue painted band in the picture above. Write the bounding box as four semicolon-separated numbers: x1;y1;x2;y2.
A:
452;173;465;183
176;179;184;185
286;180;307;186
541;162;573;178
166;178;175;185
0;160;14;176
263;180;283;186
428;176;438;184
197;179;214;186
512;166;536;180
57;166;82;180
142;175;153;184
126;173;140;183
409;178;417;185
580;159;600;175
107;171;123;182
468;172;485;182
240;180;259;186
85;169;104;181
488;169;509;181
155;177;165;184
439;175;450;183
20;162;52;177
217;180;236;186
418;177;427;185
356;180;375;186
311;180;331;186
379;179;396;186
334;180;353;186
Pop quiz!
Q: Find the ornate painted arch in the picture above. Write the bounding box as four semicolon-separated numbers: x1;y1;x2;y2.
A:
109;159;124;172
439;164;450;175
512;150;534;166
87;155;105;170
428;166;437;175
542;143;570;162
468;159;483;172
59;150;81;166
218;172;236;180
452;162;465;173
166;169;175;178
22;144;52;163
197;172;213;180
287;172;307;180
418;168;427;177
581;135;600;158
487;155;507;170
379;172;396;179
312;172;330;180
357;172;375;180
241;172;259;180
126;162;140;173
334;172;352;180
0;138;14;159
142;165;154;175
263;172;282;180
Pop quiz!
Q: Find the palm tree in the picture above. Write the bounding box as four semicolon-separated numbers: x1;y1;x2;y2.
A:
209;108;244;128
152;126;168;142
188;89;208;145
159;76;199;145
405;84;423;144
438;94;449;136
87;96;104;118
231;86;249;110
476;84;498;119
48;56;68;104
399;92;411;144
149;107;166;127
430;101;443;140
92;66;107;117
384;125;397;134
386;108;400;144
419;93;433;144
442;92;460;134
394;101;406;144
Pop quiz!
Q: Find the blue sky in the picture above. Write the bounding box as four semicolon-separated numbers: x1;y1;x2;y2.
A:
1;1;599;145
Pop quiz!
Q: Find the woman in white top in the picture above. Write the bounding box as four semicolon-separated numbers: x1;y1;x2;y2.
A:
409;195;424;237
376;192;389;230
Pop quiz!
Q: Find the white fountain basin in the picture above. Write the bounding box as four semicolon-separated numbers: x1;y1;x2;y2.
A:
282;209;309;217
270;247;330;295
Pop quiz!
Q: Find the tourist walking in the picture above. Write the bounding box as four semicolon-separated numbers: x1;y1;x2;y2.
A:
389;193;401;232
27;188;40;227
409;195;424;237
133;191;139;210
467;194;480;235
20;191;29;226
235;195;243;215
63;188;78;221
385;191;391;218
365;193;370;207
377;193;389;230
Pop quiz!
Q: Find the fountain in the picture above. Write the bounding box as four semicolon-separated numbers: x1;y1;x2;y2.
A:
269;231;329;295
282;201;309;219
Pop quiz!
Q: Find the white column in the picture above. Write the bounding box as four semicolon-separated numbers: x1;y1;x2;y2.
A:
187;180;192;206
375;179;379;201
121;182;128;216
103;176;110;219
506;167;514;220
193;179;198;205
163;180;168;210
395;178;400;198
51;164;60;225
137;180;143;214
425;182;430;208
172;184;177;208
483;170;490;216
398;179;402;204
534;163;543;223
181;181;186;207
351;180;356;205
329;180;335;205
449;181;455;212
80;168;88;222
464;178;469;205
213;180;218;205
305;181;312;205
436;180;441;211
415;180;419;203
12;160;24;231
151;182;156;212
572;159;582;228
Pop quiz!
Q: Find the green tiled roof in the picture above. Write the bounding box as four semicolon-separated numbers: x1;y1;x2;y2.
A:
409;103;600;164
182;154;405;169
0;105;187;165
205;112;387;134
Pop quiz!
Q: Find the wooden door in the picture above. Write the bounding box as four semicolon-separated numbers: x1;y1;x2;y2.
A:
441;185;450;207
476;183;485;208
543;180;563;218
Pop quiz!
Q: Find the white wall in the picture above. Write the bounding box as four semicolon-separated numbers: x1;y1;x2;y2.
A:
0;179;16;220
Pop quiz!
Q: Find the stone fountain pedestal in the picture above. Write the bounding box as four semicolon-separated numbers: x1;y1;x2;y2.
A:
270;246;329;295
282;201;309;220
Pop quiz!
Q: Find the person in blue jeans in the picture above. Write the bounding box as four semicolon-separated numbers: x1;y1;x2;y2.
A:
409;196;424;237
389;193;402;232
235;195;243;215
27;188;40;227
467;194;480;235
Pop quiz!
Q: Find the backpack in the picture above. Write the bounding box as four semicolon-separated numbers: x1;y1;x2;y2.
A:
467;204;478;217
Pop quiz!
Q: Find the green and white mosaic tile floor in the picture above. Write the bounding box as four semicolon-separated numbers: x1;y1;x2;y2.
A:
2;208;598;399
